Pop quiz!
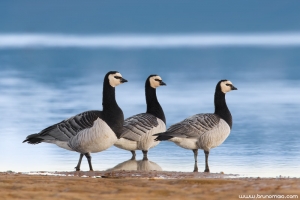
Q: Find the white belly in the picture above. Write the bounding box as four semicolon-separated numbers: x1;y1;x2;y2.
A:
115;118;166;151
197;119;231;151
136;118;165;150
114;138;138;151
169;137;198;150
54;140;74;151
68;118;118;153
169;119;231;151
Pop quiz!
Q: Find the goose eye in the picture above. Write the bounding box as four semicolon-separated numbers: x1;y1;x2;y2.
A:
114;76;122;79
155;79;162;82
226;83;230;86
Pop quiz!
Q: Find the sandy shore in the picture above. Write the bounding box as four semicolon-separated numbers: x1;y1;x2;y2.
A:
1;171;299;200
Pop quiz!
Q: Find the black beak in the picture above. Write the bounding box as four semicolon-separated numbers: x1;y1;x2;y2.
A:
121;78;128;83
231;85;237;90
160;81;166;86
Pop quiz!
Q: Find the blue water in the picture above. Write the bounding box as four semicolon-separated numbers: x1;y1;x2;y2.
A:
1;1;300;177
0;48;299;178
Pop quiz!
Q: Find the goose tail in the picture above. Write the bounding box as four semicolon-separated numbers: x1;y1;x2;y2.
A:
23;133;44;144
153;132;173;141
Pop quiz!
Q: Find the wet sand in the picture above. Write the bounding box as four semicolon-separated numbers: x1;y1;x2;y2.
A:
1;171;299;200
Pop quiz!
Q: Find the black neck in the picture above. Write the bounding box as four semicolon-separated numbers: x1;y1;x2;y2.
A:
102;80;124;138
102;82;119;111
214;90;232;129
145;83;166;124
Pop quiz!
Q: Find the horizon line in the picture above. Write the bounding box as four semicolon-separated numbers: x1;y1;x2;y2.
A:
1;33;300;49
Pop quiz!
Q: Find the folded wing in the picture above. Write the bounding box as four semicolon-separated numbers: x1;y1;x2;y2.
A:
163;113;220;138
120;113;159;141
23;110;103;144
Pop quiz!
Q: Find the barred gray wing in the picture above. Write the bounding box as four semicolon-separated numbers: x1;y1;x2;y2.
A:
120;113;159;141
165;113;220;138
38;110;103;141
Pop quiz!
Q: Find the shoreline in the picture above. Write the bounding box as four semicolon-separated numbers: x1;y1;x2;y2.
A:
1;171;300;200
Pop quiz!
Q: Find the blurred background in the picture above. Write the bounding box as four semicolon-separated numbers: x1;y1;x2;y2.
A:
0;1;299;177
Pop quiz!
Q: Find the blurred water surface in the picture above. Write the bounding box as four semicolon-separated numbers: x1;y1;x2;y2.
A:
0;48;299;177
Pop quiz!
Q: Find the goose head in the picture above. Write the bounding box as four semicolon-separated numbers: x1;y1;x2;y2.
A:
218;80;237;93
148;75;166;89
107;71;128;87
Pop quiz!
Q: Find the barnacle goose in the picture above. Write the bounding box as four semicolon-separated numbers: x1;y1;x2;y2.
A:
154;80;237;172
23;71;128;171
114;75;166;160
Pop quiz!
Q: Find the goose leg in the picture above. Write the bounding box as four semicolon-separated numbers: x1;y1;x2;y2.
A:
130;150;136;160
192;149;198;172
142;150;148;160
75;153;84;171
204;150;210;173
193;162;198;173
84;153;94;171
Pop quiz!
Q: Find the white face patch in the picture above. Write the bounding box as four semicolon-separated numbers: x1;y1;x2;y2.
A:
108;72;123;87
220;80;234;93
149;76;163;88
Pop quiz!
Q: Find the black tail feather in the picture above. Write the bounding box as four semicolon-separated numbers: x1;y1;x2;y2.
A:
153;133;173;141
23;133;44;144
